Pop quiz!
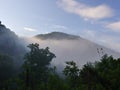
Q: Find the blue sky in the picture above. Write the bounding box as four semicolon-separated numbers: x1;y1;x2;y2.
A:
0;0;120;52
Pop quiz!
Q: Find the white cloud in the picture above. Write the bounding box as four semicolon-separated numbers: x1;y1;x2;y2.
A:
81;30;96;39
57;0;113;20
24;27;37;32
106;21;120;32
52;24;68;30
99;37;120;52
80;30;120;52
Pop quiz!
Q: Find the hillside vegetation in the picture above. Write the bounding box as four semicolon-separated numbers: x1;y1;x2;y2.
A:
0;43;120;90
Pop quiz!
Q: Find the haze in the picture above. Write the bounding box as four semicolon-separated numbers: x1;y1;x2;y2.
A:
0;0;120;52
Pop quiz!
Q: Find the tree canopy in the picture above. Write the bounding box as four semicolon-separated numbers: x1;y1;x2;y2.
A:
23;43;56;89
0;54;15;89
0;43;120;90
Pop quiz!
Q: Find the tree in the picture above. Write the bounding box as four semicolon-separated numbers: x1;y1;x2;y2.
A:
80;62;101;90
0;54;15;89
46;73;66;90
63;61;80;88
95;54;120;90
23;43;56;89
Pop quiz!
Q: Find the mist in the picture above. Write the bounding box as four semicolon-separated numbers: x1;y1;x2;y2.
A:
25;37;120;72
0;22;120;73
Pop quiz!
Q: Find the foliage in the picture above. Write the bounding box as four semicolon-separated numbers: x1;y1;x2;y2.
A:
0;43;120;90
63;61;80;88
0;54;16;89
95;54;120;90
22;43;56;89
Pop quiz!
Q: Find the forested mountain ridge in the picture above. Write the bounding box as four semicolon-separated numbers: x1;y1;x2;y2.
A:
35;32;80;40
0;22;26;66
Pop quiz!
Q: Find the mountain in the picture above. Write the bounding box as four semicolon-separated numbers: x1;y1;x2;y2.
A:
0;21;120;72
35;32;80;40
0;22;26;67
33;32;120;72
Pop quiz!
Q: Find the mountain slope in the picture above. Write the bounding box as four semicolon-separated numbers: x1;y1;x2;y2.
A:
0;22;26;66
0;21;119;72
32;32;120;71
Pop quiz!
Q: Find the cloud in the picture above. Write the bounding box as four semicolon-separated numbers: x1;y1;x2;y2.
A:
52;24;68;30
81;29;120;52
25;36;120;72
81;30;97;41
24;27;37;32
99;36;120;52
106;21;120;32
57;0;113;20
83;30;96;38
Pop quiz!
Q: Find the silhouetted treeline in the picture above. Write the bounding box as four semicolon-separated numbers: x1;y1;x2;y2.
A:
0;43;120;90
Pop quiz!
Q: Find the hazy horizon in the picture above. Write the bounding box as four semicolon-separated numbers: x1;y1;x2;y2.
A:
0;0;120;52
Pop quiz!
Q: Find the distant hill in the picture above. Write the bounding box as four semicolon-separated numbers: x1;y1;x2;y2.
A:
35;32;80;40
33;32;120;71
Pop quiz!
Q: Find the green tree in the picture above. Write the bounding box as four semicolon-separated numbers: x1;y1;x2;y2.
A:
46;74;65;90
0;54;15;89
23;43;56;89
95;54;120;90
80;54;119;90
80;63;103;90
63;61;80;89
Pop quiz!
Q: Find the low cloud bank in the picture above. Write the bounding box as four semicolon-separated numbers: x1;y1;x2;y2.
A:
0;22;119;72
26;37;120;72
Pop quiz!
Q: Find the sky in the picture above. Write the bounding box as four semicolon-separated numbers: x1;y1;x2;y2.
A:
0;0;120;52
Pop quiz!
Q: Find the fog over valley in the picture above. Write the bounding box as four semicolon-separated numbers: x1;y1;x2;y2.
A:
27;35;120;71
0;22;120;72
1;0;120;89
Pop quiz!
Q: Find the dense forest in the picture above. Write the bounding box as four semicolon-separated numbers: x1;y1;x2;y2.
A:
0;43;120;90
